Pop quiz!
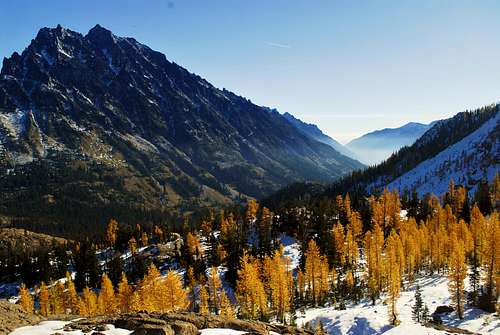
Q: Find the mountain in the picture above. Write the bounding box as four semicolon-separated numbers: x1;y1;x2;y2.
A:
282;112;360;160
0;25;363;230
265;105;499;208
384;110;500;196
346;122;433;165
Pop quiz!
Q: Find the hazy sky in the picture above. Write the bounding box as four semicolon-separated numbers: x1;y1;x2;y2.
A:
2;1;500;142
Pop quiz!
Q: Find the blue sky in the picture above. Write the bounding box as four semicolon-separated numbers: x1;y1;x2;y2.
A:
1;1;500;142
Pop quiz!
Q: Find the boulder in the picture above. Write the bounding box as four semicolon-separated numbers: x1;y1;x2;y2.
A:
131;324;175;335
434;305;454;314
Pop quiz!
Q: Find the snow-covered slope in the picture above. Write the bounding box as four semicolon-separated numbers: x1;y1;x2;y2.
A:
385;111;500;196
297;275;499;335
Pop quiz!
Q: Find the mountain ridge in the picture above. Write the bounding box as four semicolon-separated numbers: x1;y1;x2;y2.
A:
282;111;360;161
0;24;363;231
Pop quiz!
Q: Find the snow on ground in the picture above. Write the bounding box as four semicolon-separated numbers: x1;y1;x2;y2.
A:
297;275;499;335
279;234;301;271
199;329;247;335
385;111;500;197
10;321;132;335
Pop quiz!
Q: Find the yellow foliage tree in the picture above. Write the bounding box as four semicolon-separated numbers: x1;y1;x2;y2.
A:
263;249;293;323
304;240;329;306
64;272;79;314
19;283;33;314
116;272;133;313
448;235;467;319
385;232;402;325
98;274;117;315
198;285;209;314
78;287;98;316
159;271;189;312
106;218;119;247
38;282;50;316
208;267;222;313
236;253;268;320
219;289;235;318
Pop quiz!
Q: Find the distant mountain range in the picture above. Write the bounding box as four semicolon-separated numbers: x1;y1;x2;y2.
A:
346;122;434;165
282;112;359;160
265;105;499;208
0;25;363;229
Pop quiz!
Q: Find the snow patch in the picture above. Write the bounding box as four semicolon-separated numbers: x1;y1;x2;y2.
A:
10;320;132;335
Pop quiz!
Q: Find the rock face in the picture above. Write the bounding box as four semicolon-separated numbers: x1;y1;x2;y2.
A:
0;299;41;333
67;312;313;335
0;24;363;231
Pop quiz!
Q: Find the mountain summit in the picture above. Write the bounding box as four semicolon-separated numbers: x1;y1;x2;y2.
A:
0;25;362;222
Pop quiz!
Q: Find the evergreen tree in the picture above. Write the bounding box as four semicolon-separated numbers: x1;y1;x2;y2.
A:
412;284;424;323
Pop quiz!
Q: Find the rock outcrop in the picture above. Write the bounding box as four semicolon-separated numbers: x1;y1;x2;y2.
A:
65;312;313;335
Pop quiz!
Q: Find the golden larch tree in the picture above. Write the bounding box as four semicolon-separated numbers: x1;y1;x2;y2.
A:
78;287;98;316
106;218;119;247
116;272;133;313
19;283;34;314
38;282;50;316
208;267;222;313
198;285;209;314
98;274;117;315
64;272;79;314
448;235;467;319
236;253;268;320
385;232;402;325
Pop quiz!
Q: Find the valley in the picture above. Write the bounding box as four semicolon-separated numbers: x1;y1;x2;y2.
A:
0;11;499;335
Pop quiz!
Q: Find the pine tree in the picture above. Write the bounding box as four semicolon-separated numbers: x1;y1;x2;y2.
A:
116;272;133;313
38;282;50;317
421;304;430;323
448;236;467;319
98;274;117;315
19;283;34;314
412;284;424;323
469;204;485;305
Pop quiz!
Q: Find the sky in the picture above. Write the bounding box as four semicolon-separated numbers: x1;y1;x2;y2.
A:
1;1;500;143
